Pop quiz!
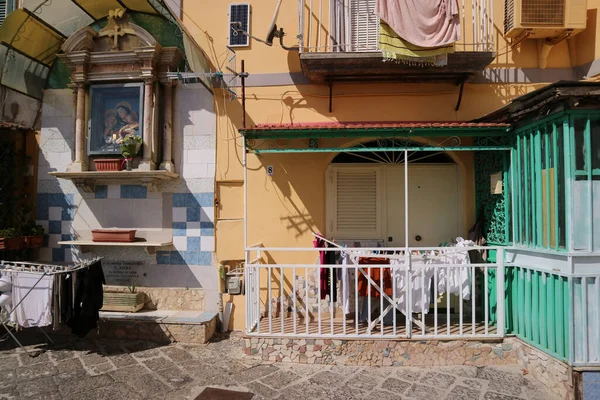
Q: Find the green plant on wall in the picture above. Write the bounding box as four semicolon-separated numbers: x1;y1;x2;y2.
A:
128;280;137;294
0;228;19;238
475;151;510;245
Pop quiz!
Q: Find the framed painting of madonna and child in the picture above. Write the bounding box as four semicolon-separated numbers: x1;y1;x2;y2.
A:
88;83;144;155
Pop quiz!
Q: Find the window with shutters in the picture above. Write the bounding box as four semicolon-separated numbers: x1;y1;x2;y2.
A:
349;0;379;52
0;0;8;27
326;166;383;239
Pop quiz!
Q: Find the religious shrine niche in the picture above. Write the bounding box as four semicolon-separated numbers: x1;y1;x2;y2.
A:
59;8;182;172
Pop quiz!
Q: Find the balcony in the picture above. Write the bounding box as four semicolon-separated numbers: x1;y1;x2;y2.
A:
298;0;496;83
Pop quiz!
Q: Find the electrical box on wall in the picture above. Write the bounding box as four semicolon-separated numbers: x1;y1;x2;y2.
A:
227;276;242;295
226;264;244;295
490;172;503;195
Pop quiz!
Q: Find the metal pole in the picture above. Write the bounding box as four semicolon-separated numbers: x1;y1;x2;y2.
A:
497;248;505;336
404;150;409;250
243;128;249;334
298;0;305;52
241;60;246;129
404;150;411;337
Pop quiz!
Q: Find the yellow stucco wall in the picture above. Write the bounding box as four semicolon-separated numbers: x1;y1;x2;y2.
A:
182;1;600;330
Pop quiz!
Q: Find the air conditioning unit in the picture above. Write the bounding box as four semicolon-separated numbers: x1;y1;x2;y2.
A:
504;0;587;39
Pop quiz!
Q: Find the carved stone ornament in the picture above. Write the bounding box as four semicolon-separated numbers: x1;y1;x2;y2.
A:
98;8;137;51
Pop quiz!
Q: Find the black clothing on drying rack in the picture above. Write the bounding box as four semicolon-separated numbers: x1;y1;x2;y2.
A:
68;260;105;338
60;272;74;325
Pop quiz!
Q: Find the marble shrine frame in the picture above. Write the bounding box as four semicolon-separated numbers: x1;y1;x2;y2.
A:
58;10;182;173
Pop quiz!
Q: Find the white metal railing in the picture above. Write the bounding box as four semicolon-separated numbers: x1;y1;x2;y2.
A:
298;0;495;54
245;246;505;339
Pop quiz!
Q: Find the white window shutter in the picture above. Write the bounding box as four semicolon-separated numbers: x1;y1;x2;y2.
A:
349;0;379;52
331;167;382;239
0;0;7;27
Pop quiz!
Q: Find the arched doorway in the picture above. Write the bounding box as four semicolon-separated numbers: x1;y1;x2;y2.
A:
326;139;462;247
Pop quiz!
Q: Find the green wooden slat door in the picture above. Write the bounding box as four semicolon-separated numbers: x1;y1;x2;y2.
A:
531;271;540;343
555;276;565;358
539;272;547;349
524;269;532;339
547;275;556;353
518;268;525;337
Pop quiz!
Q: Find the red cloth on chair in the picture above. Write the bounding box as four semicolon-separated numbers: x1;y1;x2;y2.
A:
357;257;392;298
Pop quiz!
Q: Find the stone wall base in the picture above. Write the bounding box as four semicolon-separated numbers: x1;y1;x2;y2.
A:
242;336;573;399
103;286;205;311
96;317;217;344
512;339;573;400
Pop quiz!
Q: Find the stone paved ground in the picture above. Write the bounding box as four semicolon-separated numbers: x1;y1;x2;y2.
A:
0;333;560;400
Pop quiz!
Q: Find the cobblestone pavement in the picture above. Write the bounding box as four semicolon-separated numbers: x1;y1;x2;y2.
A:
0;333;560;400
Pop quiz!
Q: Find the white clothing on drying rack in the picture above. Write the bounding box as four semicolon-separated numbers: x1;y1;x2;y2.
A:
0;292;11;312
435;239;473;301
10;272;54;328
339;253;350;314
0;272;11;292
390;258;435;314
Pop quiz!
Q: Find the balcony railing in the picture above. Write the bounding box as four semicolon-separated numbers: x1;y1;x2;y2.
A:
298;0;495;54
245;246;505;339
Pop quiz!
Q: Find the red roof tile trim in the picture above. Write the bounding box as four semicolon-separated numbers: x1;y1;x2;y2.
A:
241;122;511;131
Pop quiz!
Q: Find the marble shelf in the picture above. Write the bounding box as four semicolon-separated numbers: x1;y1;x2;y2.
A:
49;170;179;192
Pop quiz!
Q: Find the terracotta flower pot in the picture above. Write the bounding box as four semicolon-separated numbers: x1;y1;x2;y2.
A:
92;229;136;242
23;235;44;249
94;159;122;171
0;237;23;250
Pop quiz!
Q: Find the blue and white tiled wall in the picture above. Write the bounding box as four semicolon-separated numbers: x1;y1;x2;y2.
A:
155;193;214;266
36;84;218;307
35;193;75;263
583;372;600;400
35;187;216;264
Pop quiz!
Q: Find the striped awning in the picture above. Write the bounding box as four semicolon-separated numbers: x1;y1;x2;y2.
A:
0;0;212;129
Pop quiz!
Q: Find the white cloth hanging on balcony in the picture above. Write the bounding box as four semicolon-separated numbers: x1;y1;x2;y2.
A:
339;252;352;314
435;238;473;300
390;258;435;314
375;0;460;48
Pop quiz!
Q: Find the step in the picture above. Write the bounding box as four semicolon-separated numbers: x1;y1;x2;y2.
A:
98;310;218;344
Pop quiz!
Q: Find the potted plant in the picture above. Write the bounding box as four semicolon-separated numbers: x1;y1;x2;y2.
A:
0;228;23;250
23;225;44;249
101;281;145;313
120;135;143;171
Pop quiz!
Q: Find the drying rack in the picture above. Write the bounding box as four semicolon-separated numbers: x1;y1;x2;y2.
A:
312;233;478;334
0;257;103;356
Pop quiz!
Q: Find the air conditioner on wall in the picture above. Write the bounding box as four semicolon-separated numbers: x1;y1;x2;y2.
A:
504;0;587;39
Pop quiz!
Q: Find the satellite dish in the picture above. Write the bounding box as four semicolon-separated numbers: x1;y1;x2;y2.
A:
265;0;283;45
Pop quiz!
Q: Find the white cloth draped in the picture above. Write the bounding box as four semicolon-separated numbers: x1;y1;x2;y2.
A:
10;272;53;327
375;0;460;47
